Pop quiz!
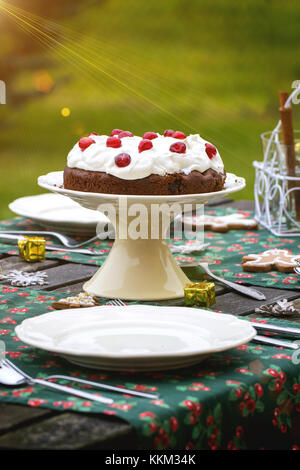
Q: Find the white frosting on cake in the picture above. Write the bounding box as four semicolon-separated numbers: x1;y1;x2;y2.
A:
67;133;224;180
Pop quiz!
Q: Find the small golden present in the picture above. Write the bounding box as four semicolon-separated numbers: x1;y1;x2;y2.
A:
18;236;46;262
184;280;215;307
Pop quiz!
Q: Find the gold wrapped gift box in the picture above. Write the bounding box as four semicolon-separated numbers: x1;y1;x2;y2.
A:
18;236;46;262
184;280;215;307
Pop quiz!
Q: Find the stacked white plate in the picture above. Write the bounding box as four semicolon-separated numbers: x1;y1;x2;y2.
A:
15;305;256;371
9;193;109;236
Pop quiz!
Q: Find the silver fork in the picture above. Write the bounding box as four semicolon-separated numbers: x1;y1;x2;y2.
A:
0;233;104;256
3;358;159;400
107;299;126;306
179;261;266;301
0;234;104;256
2;358;113;404
0;231;99;248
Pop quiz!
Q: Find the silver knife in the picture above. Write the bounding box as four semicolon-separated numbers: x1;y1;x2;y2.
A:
33;378;114;404
250;322;300;337
46;374;160;400
253;335;299;349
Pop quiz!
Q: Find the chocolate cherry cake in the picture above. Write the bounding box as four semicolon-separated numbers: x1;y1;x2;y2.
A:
63;129;226;195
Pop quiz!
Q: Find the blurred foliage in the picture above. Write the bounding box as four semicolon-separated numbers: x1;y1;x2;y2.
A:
0;0;99;105
0;0;300;219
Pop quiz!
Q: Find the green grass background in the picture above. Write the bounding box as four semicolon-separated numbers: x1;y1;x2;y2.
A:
1;0;300;219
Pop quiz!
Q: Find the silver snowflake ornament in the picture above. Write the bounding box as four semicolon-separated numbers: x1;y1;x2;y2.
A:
0;270;49;287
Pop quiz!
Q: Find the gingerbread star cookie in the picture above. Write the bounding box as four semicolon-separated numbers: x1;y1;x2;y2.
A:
182;213;258;233
242;249;300;273
52;292;99;310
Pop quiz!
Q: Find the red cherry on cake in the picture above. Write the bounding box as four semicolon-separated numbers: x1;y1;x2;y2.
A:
172;131;186;139
205;143;217;159
163;129;174;137
106;136;122;148
111;129;123;136
118;131;134;138
143;132;158;140
115;153;131;167
89;132;99;136
170;142;186;154
138;139;153;153
78;137;95;151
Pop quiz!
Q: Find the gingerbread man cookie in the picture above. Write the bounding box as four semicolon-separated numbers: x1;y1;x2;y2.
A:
242;249;300;273
182;213;258;233
52;292;99;310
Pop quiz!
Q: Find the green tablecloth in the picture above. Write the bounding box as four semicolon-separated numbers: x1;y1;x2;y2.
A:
0;286;299;450
0;207;299;290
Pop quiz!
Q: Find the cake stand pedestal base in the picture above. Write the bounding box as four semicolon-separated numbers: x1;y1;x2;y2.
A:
83;238;189;301
38;171;245;301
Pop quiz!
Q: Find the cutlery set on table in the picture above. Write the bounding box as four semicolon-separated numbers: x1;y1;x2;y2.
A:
0;358;159;404
0;192;299;406
0;301;299;405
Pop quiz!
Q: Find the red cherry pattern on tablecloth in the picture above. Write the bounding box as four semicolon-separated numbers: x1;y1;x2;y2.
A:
138;139;153;153
78;137;95;151
170;142;186;154
115;153;131;167
205;142;217;159
143;132;158;140
106;136;122;148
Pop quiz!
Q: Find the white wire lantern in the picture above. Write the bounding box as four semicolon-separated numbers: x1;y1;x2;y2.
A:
253;83;300;236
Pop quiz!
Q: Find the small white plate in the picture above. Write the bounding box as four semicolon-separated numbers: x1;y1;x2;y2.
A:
9;193;109;236
15;305;256;371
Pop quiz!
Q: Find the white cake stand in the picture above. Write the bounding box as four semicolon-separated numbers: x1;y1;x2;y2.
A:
38;172;245;300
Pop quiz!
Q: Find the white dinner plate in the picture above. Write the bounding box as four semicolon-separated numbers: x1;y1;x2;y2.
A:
9;193;109;236
15;305;256;371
